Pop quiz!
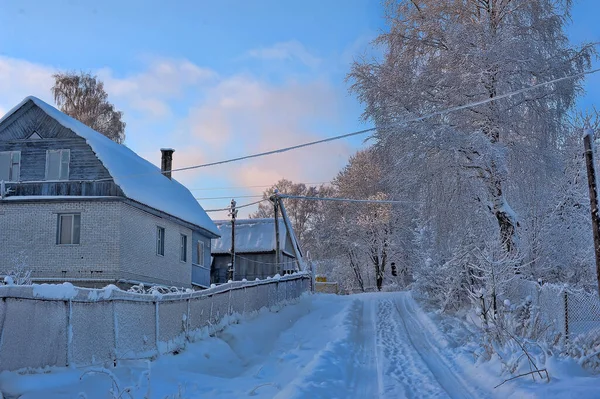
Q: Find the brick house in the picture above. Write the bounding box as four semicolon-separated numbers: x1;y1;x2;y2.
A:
0;96;219;288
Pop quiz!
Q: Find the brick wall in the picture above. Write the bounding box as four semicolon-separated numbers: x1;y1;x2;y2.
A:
119;203;193;288
0;199;121;281
0;199;198;287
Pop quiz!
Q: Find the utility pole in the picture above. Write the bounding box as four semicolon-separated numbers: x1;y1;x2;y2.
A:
228;199;238;282
272;189;282;274
583;128;600;297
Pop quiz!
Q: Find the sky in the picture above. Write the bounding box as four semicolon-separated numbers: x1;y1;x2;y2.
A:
0;0;598;218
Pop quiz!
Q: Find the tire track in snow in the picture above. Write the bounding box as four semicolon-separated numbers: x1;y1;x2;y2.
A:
376;298;449;398
393;293;487;399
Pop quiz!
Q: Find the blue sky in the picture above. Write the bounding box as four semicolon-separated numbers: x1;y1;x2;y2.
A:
0;0;598;217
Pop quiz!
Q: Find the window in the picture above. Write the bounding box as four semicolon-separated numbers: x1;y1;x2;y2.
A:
0;151;20;182
45;149;70;180
180;234;187;262
197;241;205;266
57;214;80;245
156;227;165;256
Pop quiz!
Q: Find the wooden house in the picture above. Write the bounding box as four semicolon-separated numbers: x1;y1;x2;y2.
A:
0;96;219;288
210;218;300;283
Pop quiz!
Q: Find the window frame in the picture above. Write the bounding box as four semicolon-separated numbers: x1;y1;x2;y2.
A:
0;151;21;182
56;213;81;245
45;149;70;181
180;234;188;263
156;226;165;256
196;241;205;266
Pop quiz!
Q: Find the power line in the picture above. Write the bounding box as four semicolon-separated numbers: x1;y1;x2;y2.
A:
97;67;600;182
204;199;268;213
278;194;420;205
167;68;600;173
195;195;263;200
189;181;331;191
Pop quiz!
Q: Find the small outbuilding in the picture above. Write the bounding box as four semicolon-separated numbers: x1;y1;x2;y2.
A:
210;218;300;283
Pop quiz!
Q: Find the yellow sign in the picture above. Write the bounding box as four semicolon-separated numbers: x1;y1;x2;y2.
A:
316;276;327;282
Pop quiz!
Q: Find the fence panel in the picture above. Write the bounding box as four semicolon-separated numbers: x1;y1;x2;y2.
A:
0;274;310;372
189;296;212;331
0;298;68;370
566;289;600;336
501;278;600;340
157;300;189;352
114;300;157;360
71;301;114;366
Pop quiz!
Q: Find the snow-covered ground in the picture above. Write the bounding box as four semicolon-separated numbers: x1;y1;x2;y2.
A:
1;292;598;398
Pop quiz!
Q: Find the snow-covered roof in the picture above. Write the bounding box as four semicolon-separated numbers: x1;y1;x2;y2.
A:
0;96;219;237
211;218;291;255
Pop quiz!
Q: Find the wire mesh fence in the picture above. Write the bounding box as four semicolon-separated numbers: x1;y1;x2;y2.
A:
0;273;311;372
500;278;600;340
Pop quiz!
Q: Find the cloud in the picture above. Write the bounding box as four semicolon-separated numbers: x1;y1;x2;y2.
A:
247;41;321;68
97;58;217;118
0;56;55;110
178;74;354;194
0;53;361;218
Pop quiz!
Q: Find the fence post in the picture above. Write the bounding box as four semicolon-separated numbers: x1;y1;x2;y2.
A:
66;299;72;367
155;300;160;354
186;296;191;342
480;294;488;328
563;291;569;342
112;300;118;367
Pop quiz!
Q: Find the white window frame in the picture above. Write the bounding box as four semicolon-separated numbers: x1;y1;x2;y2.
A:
45;149;70;181
180;234;188;263
57;213;81;245
0;151;21;182
196;241;205;266
156;226;165;256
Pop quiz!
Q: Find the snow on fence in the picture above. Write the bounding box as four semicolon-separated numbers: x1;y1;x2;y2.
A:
0;273;311;372
501;278;600;339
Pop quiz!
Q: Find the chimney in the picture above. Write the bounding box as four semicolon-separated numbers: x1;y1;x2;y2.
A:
160;148;175;180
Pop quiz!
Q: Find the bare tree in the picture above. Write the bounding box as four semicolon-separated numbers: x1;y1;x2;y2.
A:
251;179;334;250
52;71;126;143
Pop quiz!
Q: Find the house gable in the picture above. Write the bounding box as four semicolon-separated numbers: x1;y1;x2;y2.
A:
0;100;79;140
0;101;116;188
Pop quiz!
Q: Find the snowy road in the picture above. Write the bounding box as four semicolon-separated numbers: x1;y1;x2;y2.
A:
284;293;489;399
2;291;597;398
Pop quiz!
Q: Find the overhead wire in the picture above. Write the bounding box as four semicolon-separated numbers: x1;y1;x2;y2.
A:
277;194;420;205
189;181;331;191
204;198;268;213
195;195;263;200
165;68;600;174
95;67;600;183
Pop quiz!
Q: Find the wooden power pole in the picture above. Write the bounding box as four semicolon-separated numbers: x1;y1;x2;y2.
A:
583;129;600;297
228;199;238;282
272;190;282;274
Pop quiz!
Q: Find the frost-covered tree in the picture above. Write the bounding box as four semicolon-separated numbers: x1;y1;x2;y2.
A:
313;149;405;291
349;0;594;258
251;179;334;251
348;0;595;304
52;71;126;143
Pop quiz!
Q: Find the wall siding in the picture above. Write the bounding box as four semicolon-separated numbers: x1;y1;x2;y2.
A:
211;253;295;284
0;102;78;141
0;138;113;182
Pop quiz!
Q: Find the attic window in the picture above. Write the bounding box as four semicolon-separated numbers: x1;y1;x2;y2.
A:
28;131;43;140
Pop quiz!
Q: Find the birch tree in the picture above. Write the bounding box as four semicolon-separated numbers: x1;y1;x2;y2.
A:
349;0;594;265
52;71;126;143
